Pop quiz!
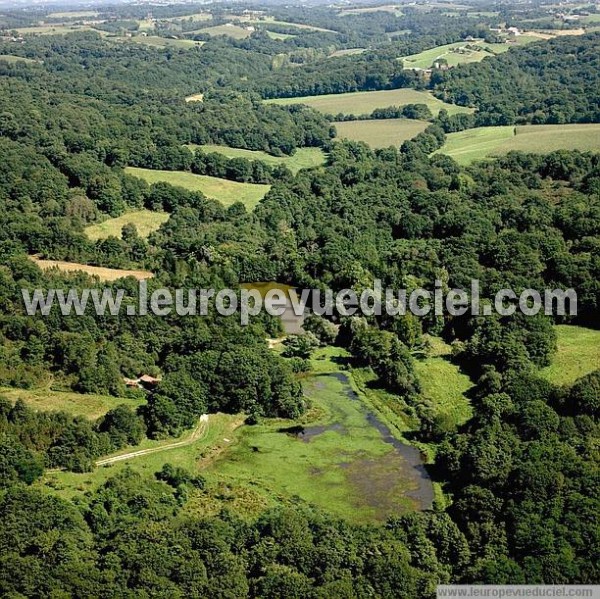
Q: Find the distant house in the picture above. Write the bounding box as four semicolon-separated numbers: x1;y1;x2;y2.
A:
507;26;521;36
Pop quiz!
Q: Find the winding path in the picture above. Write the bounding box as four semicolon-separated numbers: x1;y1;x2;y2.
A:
96;414;209;466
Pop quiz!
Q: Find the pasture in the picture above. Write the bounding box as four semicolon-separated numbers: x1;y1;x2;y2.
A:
195;145;327;173
125;167;271;209
192;24;253;39
334;118;429;148
30;257;154;281
266;88;473;117
85;210;169;241
436;124;600;165
539;325;600;386
0;387;144;420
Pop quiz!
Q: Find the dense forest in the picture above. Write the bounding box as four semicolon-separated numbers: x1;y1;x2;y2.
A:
0;2;598;596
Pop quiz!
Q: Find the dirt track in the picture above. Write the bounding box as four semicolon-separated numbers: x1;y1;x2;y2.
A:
96;414;209;466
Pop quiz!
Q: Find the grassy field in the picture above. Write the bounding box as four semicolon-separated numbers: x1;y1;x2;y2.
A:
30;257;153;281
238;18;337;33
47;10;100;19
401;41;506;69
16;24;106;35
41;344;435;522
266;88;473;117
194;145;327;173
266;30;296;40
436;124;600;165
328;48;366;58
339;5;403;16
85;210;169;241
0;387;144;420
125;167;271;209
127;36;205;49
0;54;37;64
168;12;212;23
582;14;600;23
539;325;600;386
185;92;204;102
414;337;473;427
193;24;252;39
435;126;515;164
42;413;243;500
334;118;429;148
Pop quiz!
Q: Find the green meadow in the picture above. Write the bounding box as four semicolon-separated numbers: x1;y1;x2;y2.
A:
436;124;600;165
0;386;144;420
0;54;37;64
401;37;539;70
414;337;473;428
41;413;241;500
195;145;327;173
85;210;169;241
125;167;271;209
539;325;600;386
266;88;474;117
128;36;205;49
334;118;429;148
192;24;253;39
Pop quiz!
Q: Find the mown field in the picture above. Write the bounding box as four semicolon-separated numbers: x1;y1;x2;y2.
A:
540;325;600;386
125;167;271;209
436;124;600;164
30;257;154;281
85;210;169;241
0;387;145;420
266;88;473;117
195;145;327;173
334;118;428;148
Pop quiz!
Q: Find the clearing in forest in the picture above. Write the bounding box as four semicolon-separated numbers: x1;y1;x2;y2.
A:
334;118;429;148
125;167;271;209
266;88;473;117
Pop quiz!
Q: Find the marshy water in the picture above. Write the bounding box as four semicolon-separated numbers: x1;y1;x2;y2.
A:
294;372;434;512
